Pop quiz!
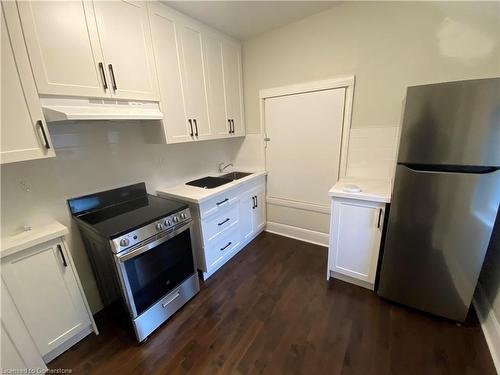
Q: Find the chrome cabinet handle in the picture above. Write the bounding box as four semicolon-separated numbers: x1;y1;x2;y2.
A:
98;62;108;89
162;291;180;308
37;120;50;149
188;119;194;136
255;195;258;208
252;196;256;209
377;209;382;228
193;119;198;136
218;218;230;226
231;119;235;133
228;119;232;134
108;64;117;90
216;198;229;206
221;242;232;251
57;244;67;267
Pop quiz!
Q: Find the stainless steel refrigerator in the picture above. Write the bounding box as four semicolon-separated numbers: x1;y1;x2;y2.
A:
377;78;500;321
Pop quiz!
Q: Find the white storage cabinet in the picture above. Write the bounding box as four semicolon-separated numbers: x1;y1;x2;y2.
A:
1;3;55;165
148;2;245;144
327;197;386;290
2;231;97;363
17;0;158;101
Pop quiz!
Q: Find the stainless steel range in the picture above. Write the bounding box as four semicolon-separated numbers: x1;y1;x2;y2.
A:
68;183;200;342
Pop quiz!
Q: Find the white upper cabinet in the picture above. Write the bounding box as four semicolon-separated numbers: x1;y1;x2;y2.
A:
222;41;245;135
17;0;158;101
1;3;55;165
179;22;211;140
17;0;107;98
148;3;191;143
148;2;245;143
93;0;158;101
204;34;230;137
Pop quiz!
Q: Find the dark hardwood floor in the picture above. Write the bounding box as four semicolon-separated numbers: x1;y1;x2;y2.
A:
50;232;495;374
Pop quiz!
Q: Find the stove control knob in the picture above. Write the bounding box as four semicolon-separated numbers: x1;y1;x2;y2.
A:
119;238;129;247
180;212;186;220
164;219;172;227
156;222;164;231
172;216;179;223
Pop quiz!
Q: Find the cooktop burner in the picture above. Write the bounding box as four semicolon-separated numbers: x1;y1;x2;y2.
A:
68;183;187;239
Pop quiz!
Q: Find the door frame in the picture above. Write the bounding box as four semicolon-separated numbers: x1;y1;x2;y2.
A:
258;75;355;216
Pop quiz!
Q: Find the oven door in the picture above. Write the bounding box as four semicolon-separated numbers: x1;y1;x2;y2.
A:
115;221;196;318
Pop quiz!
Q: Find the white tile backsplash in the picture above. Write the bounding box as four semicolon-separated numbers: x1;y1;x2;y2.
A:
345;127;400;181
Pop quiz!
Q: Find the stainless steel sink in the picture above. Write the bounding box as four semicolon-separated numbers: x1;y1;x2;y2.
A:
219;171;252;180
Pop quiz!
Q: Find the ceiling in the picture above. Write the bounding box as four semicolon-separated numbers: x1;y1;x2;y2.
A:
164;1;337;40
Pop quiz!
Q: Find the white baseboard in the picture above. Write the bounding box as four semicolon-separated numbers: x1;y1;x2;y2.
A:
265;221;329;247
473;283;500;374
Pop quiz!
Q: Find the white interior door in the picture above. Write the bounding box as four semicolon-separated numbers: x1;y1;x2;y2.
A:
265;88;346;210
93;0;158;101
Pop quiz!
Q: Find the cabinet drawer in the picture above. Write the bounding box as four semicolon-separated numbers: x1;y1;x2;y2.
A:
199;187;240;219
201;201;239;243
204;227;240;269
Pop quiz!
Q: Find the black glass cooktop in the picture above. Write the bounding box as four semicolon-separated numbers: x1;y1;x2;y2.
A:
68;183;186;239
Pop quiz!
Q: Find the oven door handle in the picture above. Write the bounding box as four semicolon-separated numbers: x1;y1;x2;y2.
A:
116;220;193;262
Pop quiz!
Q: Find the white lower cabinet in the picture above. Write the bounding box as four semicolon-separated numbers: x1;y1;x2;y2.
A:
240;185;266;242
1;279;46;371
327;197;385;289
2;237;96;363
176;175;266;280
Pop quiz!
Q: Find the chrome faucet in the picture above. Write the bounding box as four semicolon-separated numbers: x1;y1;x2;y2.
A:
218;162;233;173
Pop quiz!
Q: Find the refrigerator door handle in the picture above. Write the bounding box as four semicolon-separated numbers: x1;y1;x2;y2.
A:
377;208;382;229
402;164;499;174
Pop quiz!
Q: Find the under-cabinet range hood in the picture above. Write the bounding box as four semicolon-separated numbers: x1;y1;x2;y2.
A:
40;97;163;122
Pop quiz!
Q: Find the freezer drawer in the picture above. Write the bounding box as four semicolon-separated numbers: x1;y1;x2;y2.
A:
377;165;499;321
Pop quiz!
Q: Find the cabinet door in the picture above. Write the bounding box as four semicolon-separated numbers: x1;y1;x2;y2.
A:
330;200;383;284
179;22;211;140
240;193;255;242
204;34;230;138
93;0;158;101
148;3;191;143
222;41;244;136
253;188;266;233
1;279;46;371
17;0;108;98
1;3;55;165
2;241;91;356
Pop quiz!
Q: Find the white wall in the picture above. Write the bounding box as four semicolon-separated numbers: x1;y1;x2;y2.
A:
0;121;246;312
242;0;500;322
243;1;500;134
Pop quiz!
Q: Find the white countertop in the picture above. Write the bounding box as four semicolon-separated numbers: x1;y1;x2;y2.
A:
329;178;392;203
1;222;69;259
157;170;267;204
